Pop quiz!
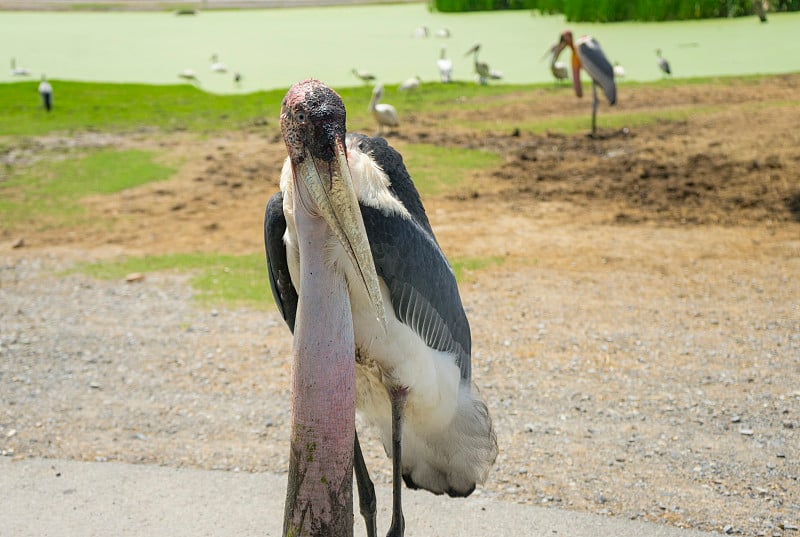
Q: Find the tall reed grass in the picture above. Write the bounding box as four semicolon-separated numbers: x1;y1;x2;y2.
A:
430;0;799;20
430;0;536;12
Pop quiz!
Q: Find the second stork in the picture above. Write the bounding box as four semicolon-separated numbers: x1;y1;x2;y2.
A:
553;30;617;135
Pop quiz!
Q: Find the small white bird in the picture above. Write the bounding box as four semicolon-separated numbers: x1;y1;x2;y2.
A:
399;75;422;92
656;49;671;75
437;47;453;83
10;58;32;77
368;83;399;135
413;25;429;38
613;61;626;78
435;28;451;38
210;53;228;73
178;68;198;82
352;68;376;84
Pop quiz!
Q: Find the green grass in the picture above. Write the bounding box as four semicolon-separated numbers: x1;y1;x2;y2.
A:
0;81;282;136
2;76;776;137
451;256;505;282
0;148;175;232
71;252;503;310
72;253;273;309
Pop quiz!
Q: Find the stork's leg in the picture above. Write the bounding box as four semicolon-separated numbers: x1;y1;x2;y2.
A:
386;387;408;537
591;80;599;136
354;433;377;537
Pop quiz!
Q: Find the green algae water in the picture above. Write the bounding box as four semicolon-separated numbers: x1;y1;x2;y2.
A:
1;4;798;93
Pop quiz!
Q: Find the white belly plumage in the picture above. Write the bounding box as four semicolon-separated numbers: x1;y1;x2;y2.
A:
284;231;496;495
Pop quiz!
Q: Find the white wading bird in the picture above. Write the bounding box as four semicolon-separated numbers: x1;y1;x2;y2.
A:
368;83;399;135
437;47;453;83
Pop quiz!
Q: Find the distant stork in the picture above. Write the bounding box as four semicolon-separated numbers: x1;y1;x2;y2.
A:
352;68;376;84
541;43;569;83
38;75;53;112
435;27;451;38
178;68;198;83
413;25;429;38
368;83;399;135
265;78;497;537
10;58;32;77
656;48;671;76
437;47;453;83
210;53;228;73
465;44;502;85
553;30;617;135
398;75;421;92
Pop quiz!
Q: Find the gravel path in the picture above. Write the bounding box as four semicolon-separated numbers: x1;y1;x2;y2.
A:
2;230;798;536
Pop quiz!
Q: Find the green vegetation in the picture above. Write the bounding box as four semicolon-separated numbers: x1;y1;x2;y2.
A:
0;81;278;136
72;253;272;309
431;0;798;19
0;148;175;232
430;0;536;12
530;0;772;21
450;256;505;281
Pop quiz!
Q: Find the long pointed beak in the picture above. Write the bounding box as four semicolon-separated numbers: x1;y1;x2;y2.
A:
293;136;387;332
570;51;583;98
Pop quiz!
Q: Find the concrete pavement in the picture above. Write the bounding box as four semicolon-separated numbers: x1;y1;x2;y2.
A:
1;457;721;536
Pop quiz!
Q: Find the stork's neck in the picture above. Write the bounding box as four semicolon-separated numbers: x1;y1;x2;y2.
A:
367;92;379;113
284;209;355;537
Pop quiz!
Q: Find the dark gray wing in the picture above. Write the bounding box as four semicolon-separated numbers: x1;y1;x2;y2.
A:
350;134;472;382
264;191;297;332
578;37;616;105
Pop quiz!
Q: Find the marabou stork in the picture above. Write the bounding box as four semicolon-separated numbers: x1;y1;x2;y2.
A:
265;79;497;537
553;30;617;135
437;47;453;83
656;49;671;76
368;83;399;136
464;44;502;85
38;75;53;112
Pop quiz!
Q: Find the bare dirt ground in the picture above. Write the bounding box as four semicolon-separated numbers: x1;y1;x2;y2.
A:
2;75;799;536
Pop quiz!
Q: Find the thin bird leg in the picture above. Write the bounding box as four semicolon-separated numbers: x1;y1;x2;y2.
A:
354;432;377;537
386;387;408;537
591;80;599;136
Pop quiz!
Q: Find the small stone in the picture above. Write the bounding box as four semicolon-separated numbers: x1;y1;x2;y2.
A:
5;429;16;438
739;429;754;436
730;416;741;423
125;272;145;283
11;237;25;249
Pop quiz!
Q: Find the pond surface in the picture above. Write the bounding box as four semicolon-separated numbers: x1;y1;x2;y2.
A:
2;4;799;93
